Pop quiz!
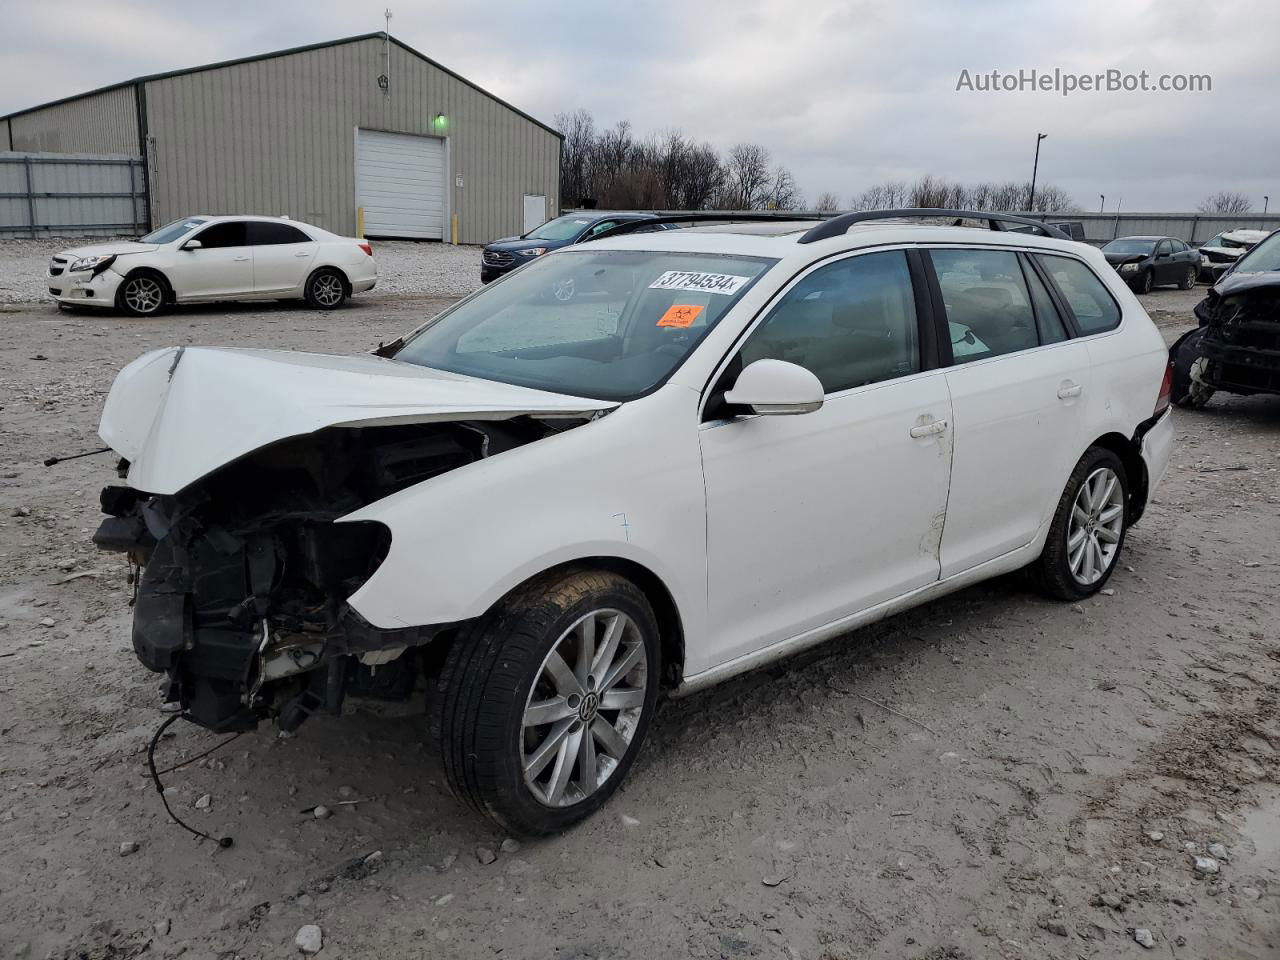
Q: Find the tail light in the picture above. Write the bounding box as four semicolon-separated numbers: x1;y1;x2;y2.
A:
1154;360;1173;416
357;241;373;257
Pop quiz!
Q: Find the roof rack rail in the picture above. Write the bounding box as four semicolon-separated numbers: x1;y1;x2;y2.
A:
586;212;826;242
797;209;1071;244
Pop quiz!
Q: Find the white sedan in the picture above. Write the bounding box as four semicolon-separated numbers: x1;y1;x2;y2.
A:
47;215;377;316
93;212;1174;835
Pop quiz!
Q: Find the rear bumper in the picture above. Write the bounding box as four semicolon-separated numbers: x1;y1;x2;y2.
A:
1138;408;1173;501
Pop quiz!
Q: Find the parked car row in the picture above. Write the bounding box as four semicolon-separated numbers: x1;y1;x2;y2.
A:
1101;227;1272;294
90;208;1175;834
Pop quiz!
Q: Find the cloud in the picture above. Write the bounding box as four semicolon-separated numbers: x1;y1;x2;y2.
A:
2;0;1275;210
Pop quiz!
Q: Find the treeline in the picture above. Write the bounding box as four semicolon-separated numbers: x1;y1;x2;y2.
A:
823;175;1076;214
556;109;802;211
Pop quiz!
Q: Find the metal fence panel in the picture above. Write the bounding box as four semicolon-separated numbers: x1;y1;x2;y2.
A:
0;151;148;238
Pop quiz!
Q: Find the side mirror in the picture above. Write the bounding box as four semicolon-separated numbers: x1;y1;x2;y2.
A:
182;239;202;251
723;359;824;416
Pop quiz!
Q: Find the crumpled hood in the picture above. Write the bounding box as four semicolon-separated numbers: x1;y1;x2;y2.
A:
1199;245;1246;259
58;240;159;259
99;346;616;495
1212;270;1280;297
1104;251;1146;267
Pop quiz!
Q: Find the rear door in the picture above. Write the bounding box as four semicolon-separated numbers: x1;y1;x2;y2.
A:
249;221;319;294
929;246;1092;576
168;221;253;300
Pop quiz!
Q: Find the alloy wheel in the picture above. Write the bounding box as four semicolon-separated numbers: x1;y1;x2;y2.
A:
312;273;343;307
552;279;575;302
124;277;163;314
521;608;648;807
1067;466;1125;585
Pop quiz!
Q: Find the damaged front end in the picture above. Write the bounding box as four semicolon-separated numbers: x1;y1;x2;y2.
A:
1190;274;1280;397
95;422;497;732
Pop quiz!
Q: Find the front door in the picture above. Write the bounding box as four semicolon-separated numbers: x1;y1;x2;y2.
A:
698;250;953;674
928;246;1091;576
170;220;253;299
249;221;318;294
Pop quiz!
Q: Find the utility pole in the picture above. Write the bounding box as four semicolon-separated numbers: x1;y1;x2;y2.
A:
1099;194;1105;214
1266;195;1271;214
383;9;392;96
1113;197;1123;239
1027;133;1047;212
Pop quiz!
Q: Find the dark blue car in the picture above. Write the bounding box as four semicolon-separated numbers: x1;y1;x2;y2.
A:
480;212;666;283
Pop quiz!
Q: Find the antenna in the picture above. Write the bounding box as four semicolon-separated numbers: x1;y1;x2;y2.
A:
382;9;393;96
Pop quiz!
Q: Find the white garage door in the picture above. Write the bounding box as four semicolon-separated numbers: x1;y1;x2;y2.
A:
356;129;446;239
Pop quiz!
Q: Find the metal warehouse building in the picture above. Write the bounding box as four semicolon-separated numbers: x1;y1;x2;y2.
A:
0;33;561;243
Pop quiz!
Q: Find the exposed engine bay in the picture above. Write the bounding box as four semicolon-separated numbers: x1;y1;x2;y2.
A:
1178;272;1280;400
93;416;584;733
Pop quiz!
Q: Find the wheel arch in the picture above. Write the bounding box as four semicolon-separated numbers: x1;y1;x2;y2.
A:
118;264;175;303
1088;431;1148;526
308;263;351;294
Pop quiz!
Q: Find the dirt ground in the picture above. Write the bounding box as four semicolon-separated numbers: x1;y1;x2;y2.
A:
0;285;1277;960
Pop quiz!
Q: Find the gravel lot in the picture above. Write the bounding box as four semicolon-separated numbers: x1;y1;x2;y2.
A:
0;237;483;304
0;285;1277;960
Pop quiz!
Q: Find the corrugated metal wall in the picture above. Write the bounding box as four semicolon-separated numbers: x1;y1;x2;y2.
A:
0;152;148;237
1021;212;1280;246
143;37;560;243
8;86;139;155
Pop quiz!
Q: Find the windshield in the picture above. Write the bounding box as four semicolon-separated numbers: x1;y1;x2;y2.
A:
140;217;208;244
394;250;776;400
1103;239;1155;256
526;216;595;242
1231;231;1280;273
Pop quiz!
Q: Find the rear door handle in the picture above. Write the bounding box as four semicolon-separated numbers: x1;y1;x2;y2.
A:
295;251;311;257
1057;381;1083;399
233;256;250;262
909;418;949;439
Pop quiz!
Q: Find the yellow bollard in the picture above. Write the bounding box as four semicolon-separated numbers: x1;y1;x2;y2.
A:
356;206;364;239
451;213;459;245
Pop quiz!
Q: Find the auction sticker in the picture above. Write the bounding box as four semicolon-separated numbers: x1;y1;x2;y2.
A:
657;304;704;328
648;270;750;295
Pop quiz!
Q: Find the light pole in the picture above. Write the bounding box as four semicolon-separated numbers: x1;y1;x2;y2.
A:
1266;196;1271;214
1099;194;1105;213
1028;133;1048;212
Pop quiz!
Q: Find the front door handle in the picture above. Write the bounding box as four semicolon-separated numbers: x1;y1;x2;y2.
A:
233;255;250;262
1057;381;1083;399
910;418;949;439
295;251;311;257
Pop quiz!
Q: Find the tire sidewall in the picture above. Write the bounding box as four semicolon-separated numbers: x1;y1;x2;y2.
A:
1171;328;1207;407
306;269;347;309
116;270;168;317
484;579;661;834
1138;269;1153;294
1049;448;1128;599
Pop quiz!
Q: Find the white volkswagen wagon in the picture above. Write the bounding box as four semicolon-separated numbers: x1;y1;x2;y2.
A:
93;212;1173;835
48;215;377;316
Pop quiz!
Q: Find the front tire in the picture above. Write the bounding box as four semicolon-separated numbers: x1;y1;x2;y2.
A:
1134;269;1154;294
1178;265;1197;290
115;270;169;317
1031;447;1129;601
305;268;348;309
433;568;661;835
1171;328;1215;409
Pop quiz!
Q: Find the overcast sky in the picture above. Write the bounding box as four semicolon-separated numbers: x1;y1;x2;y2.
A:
3;0;1275;211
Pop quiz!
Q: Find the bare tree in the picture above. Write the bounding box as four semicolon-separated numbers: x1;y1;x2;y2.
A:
1197;191;1253;215
555;109;596;206
813;191;841;213
719;143;773;209
850;176;1076;213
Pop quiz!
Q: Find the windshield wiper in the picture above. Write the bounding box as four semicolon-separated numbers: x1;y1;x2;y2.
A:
373;337;404;358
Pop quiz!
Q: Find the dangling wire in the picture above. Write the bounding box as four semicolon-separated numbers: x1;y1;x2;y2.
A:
146;713;234;848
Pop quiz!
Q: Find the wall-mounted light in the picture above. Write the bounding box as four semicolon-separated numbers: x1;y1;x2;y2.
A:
377;74;389;92
433;113;448;133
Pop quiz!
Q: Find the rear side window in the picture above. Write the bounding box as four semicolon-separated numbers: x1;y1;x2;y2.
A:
193;221;247;248
1036;255;1122;334
1022;258;1069;344
250;222;311;245
931;249;1038;362
739;250;919;393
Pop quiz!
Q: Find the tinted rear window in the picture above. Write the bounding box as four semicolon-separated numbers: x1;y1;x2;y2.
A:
1036;255;1121;334
250;221;312;245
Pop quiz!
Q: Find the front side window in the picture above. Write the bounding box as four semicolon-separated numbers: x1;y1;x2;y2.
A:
249;221;311;245
738;251;919;393
1037;255;1122;334
932;248;1038;362
394;250;775;400
193;221;247;248
1156;239;1172;257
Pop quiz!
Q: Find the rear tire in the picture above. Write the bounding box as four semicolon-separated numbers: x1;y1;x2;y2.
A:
1031;447;1129;601
305;268;347;309
432;567;661;835
115;270;169;317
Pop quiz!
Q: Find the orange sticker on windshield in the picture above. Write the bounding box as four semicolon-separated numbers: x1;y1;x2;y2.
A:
657;304;704;328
